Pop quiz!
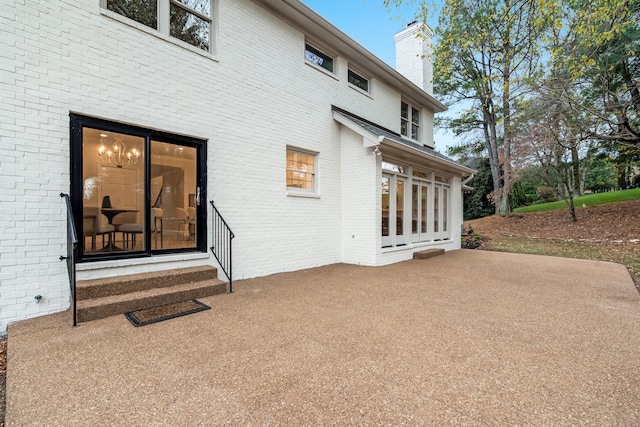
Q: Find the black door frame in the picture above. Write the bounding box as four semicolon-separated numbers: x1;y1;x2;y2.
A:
70;113;208;262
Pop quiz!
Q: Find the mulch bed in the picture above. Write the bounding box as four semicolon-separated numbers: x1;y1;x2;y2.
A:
1;337;6;427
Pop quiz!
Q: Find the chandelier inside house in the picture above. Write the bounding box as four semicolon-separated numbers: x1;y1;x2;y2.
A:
98;134;140;168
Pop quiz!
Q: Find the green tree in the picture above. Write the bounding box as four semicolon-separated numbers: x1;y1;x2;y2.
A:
550;0;640;148
584;156;618;192
462;157;495;219
386;0;557;214
436;0;555;214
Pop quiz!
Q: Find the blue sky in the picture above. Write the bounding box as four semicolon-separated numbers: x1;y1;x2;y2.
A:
300;0;426;68
300;1;456;152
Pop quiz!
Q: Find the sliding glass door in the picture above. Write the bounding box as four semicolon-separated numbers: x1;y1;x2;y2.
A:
71;114;206;261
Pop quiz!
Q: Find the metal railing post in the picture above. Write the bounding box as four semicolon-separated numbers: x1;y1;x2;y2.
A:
60;193;78;326
209;200;235;293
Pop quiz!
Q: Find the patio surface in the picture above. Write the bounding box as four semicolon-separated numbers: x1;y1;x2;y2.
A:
6;250;640;426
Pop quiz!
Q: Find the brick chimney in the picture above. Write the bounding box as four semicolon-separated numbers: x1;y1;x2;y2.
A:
394;21;433;95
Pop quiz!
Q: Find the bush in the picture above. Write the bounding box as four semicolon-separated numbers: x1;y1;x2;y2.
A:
461;227;485;249
537;186;557;203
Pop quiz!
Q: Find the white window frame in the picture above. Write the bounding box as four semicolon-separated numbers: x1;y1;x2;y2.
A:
433;174;452;241
100;0;216;54
286;146;319;197
304;42;336;76
381;161;410;248
400;101;421;141
347;68;370;94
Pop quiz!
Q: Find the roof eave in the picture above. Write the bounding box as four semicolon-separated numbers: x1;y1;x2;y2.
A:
254;0;448;113
380;137;476;175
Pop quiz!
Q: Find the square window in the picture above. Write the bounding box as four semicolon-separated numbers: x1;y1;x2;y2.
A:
105;0;213;52
170;2;211;51
305;43;334;73
106;0;158;29
348;69;369;92
286;148;317;191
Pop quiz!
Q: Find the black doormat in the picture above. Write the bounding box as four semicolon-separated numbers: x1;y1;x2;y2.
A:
125;300;211;327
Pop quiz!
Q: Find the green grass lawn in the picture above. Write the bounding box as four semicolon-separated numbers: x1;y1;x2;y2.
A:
514;188;640;213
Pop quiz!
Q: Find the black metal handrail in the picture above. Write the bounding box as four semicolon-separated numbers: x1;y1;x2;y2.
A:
210;200;235;293
60;193;78;326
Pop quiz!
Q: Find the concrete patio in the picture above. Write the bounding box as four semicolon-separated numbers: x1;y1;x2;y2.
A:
6;250;640;426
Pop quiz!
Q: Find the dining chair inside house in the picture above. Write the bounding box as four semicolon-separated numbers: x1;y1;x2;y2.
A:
112;211;137;244
83;206;115;252
175;207;189;240
118;208;164;250
187;206;196;237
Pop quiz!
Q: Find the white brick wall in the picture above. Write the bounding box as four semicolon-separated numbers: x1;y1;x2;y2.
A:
0;0;464;333
395;22;434;96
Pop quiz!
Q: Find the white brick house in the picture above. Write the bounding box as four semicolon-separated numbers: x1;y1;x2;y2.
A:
0;0;474;332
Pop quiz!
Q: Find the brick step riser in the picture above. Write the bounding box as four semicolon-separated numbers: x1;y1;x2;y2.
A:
77;282;226;323
413;249;445;260
76;268;218;300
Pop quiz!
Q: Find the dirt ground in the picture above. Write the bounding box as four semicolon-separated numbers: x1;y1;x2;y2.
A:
465;199;640;242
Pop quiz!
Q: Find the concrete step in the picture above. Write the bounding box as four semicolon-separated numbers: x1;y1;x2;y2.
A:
413;248;445;260
76;266;219;300
76;279;226;323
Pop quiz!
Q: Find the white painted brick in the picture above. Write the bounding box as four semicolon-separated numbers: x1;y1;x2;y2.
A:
0;0;465;333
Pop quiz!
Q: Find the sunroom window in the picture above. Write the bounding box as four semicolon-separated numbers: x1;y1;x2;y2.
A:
104;0;212;52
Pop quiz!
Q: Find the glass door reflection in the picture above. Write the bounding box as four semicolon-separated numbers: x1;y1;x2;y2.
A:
151;141;197;249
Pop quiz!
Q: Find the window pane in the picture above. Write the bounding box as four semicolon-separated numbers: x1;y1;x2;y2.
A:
175;0;210;16
83;128;145;255
434;187;439;233
411;107;420;125
396;180;404;236
151;141;197;249
421;186;427;233
286;149;315;190
381;177;390;237
412;184;418;234
170;3;210;51
443;188;448;232
348;69;369;92
382;161;405;174
107;0;157;29
305;44;334;73
411;123;419;140
401;102;408;119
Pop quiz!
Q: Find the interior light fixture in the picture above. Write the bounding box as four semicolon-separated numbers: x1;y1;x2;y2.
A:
98;135;140;168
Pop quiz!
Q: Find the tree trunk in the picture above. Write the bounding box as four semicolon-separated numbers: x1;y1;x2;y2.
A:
500;67;512;215
563;178;577;223
482;96;502;214
571;145;582;197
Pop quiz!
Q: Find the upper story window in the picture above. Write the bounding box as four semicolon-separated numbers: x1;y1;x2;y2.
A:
286;147;317;192
348;69;369;93
400;101;420;141
105;0;212;52
305;43;334;73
